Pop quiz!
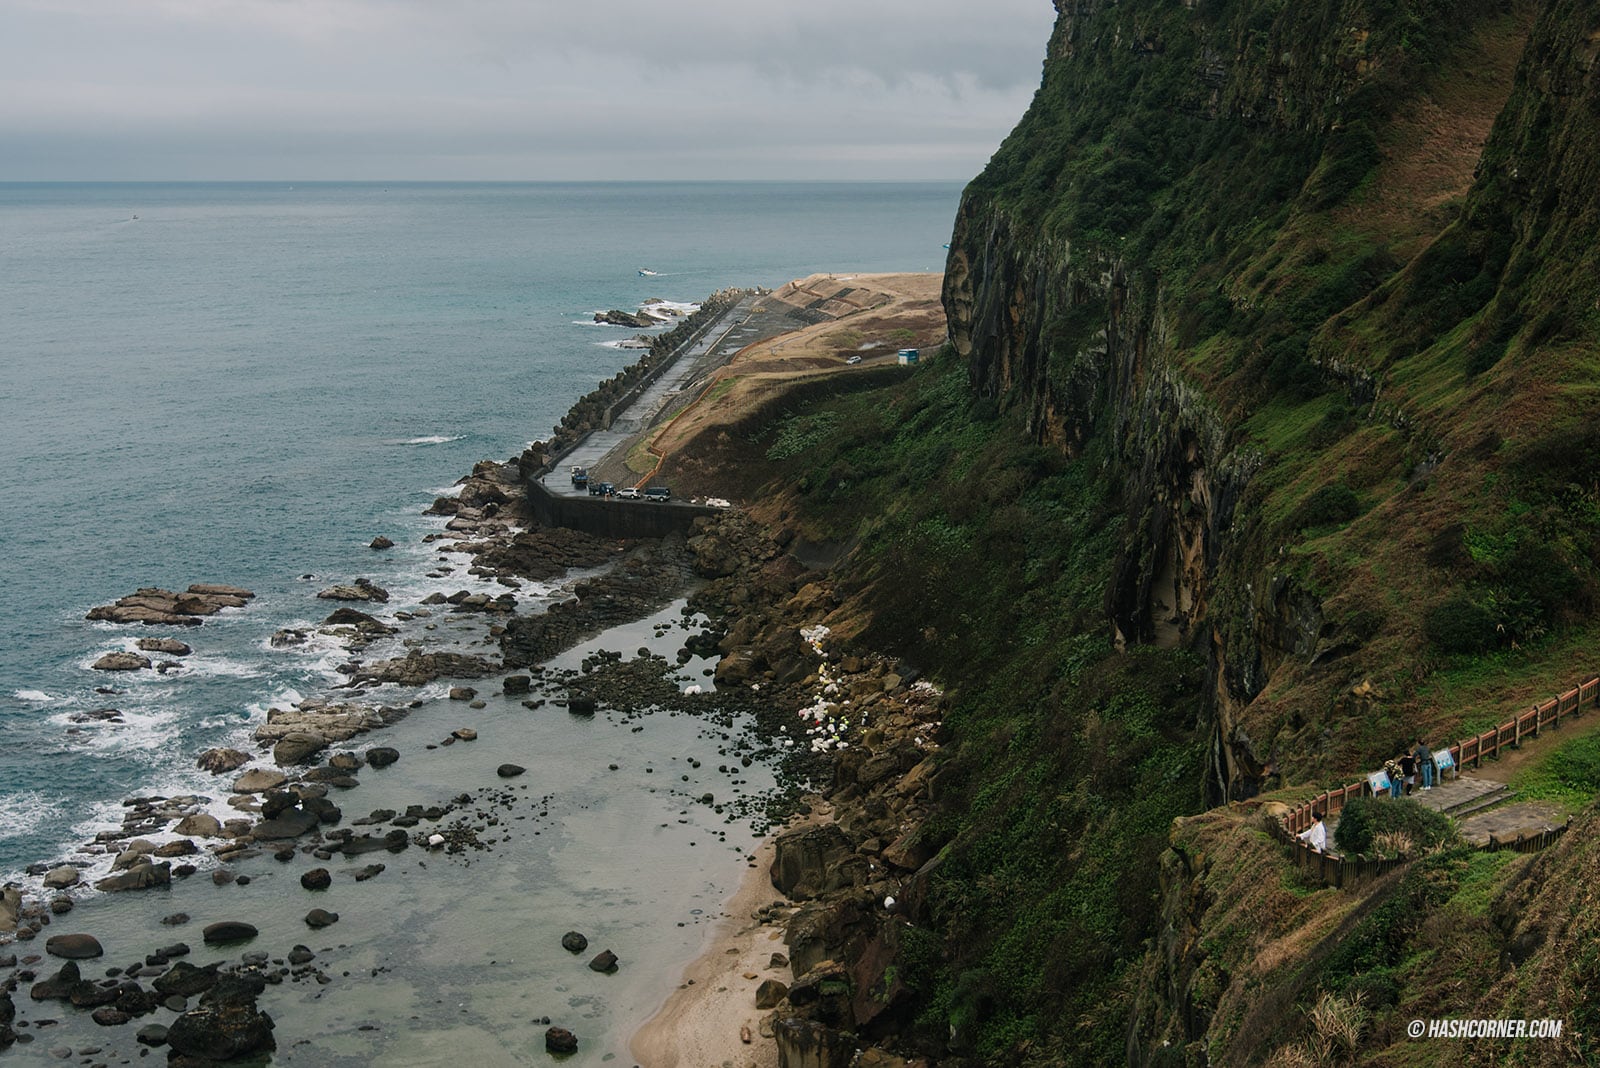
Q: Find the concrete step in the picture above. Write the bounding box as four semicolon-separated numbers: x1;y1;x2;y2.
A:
1409;774;1505;816
1446;786;1515;822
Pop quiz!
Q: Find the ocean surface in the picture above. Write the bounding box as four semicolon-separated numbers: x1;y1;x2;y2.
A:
0;180;961;1063
0;180;959;877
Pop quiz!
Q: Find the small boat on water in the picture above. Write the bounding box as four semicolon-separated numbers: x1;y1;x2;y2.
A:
637;268;658;277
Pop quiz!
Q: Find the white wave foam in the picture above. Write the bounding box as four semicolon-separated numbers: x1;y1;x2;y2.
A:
641;299;699;315
68;706;183;754
0;790;67;841
393;435;463;446
15;689;54;703
179;654;268;680
243;687;306;720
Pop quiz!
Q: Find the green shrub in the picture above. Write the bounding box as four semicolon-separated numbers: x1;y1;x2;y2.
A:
1293;483;1362;530
1306;120;1381;208
1424;589;1497;652
1333;797;1460;855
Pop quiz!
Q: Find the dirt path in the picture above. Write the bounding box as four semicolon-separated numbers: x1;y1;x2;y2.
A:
1457;706;1600;783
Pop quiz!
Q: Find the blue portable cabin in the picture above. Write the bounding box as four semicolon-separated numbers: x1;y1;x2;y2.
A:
897;348;920;365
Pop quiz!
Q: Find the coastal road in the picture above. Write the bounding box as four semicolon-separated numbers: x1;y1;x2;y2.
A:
547;294;774;495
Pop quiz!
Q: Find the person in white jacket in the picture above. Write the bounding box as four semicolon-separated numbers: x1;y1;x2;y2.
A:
1298;810;1327;852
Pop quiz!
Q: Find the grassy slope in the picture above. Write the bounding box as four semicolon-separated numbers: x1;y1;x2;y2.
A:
705;351;1206;1061
969;0;1600;774
669;0;1600;1062
1135;789;1600;1067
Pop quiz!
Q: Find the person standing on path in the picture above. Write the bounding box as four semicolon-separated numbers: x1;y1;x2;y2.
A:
1400;752;1417;796
1413;738;1434;790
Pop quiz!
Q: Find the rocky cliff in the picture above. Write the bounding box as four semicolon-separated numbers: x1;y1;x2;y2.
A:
679;0;1600;1064
943;0;1600;799
928;0;1600;1062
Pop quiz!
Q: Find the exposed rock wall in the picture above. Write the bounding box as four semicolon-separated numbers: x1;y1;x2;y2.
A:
944;0;1524;800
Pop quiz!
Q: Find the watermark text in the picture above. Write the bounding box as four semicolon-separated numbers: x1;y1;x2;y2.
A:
1407;1018;1563;1040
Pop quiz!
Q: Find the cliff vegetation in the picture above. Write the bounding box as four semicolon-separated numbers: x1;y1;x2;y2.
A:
669;0;1600;1063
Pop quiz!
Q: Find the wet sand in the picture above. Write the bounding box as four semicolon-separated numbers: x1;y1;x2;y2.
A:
630;810;825;1068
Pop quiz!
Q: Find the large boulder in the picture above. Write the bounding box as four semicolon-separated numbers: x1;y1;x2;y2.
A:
686;532;743;578
232;768;287;793
252;808;320;840
92;651;151;672
201;921;258;946
165;977;275;1062
773;1017;858;1068
273;732;328;767
316;578;389;603
43;865;80;889
0;886;20;932
153;961;221;998
770;824;868;900
321;607;397;634
29;960;82;1002
174;813;223;838
44;934;102;960
197;748;251;775
137;637;192;656
95;861;171;893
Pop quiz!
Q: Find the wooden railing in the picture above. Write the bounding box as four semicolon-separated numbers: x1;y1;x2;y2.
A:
1274;672;1599;885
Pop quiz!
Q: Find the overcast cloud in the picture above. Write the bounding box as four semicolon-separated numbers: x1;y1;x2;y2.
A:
0;0;1057;180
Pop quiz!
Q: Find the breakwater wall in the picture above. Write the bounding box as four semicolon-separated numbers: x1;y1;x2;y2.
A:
523;478;722;539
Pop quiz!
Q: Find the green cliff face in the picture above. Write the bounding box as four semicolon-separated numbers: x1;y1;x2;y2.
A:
947;0;1600;796
726;0;1600;1063
927;0;1600;1061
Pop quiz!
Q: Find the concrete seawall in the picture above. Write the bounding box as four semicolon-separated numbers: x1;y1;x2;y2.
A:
523;478;722;539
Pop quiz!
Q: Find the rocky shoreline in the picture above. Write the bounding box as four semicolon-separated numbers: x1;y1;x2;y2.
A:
3;423;885;1064
5;279;939;1066
627;532;949;1068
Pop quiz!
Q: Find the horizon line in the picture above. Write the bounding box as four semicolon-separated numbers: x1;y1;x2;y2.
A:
0;177;972;186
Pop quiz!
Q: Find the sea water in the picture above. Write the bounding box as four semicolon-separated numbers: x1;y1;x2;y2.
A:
0;180;959;875
0;181;959;1062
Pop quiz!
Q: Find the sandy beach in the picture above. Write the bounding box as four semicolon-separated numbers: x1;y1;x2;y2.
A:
630;810;826;1068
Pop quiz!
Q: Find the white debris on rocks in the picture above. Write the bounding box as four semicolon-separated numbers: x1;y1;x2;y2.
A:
795;625;853;753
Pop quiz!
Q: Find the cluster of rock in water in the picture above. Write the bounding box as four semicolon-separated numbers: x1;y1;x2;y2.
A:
12;439;953;1065
1;919;325;1064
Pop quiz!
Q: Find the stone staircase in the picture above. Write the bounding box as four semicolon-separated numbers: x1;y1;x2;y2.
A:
1412;774;1514;820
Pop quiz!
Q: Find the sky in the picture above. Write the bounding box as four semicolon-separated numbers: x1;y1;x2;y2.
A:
0;0;1058;181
